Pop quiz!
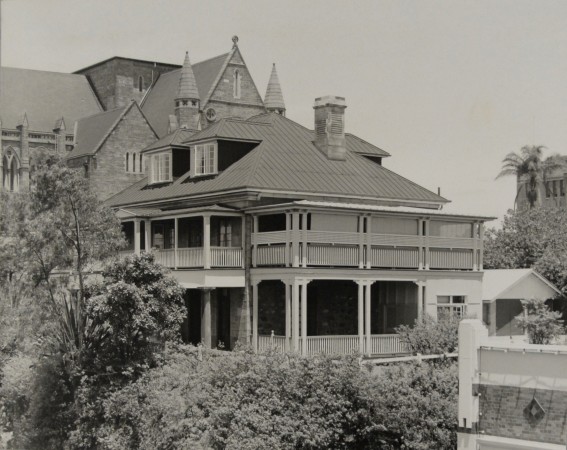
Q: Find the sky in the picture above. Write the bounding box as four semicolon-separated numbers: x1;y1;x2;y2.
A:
3;0;567;226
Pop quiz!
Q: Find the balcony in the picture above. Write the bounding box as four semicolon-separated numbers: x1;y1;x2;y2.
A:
152;247;243;269
120;213;244;270
252;229;480;271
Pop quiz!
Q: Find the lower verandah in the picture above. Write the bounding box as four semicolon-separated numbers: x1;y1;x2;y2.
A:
255;279;418;356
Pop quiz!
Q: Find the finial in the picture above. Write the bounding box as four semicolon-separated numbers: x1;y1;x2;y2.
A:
232;35;239;48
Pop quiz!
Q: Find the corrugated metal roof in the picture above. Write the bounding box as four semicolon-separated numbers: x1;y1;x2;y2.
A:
116;204;236;218
142;128;196;152
482;269;561;301
249;200;494;220
345;133;390;157
67;106;128;159
1;67;102;131
107;113;448;208
141;53;229;137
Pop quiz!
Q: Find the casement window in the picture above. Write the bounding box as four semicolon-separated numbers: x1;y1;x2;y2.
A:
126;152;142;174
194;143;217;176
149;152;171;183
437;295;467;319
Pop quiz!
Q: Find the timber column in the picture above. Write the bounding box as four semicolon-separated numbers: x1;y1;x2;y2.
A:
201;288;214;348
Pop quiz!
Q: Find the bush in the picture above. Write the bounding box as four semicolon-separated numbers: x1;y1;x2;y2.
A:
396;313;460;355
515;298;564;344
371;361;458;450
93;346;458;450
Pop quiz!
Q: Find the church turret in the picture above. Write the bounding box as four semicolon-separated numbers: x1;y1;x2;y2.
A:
264;63;286;116
175;51;200;131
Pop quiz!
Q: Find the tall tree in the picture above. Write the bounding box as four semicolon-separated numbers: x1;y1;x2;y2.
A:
496;145;565;209
0;155;125;361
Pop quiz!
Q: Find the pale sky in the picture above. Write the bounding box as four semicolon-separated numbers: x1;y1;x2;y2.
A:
3;0;567;226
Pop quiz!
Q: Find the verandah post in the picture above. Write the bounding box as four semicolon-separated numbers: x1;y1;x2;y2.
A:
365;282;372;356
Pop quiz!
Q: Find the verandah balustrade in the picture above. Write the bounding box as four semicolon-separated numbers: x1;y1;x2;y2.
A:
253;229;479;270
256;334;408;356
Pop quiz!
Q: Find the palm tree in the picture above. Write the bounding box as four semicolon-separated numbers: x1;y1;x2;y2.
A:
497;145;566;209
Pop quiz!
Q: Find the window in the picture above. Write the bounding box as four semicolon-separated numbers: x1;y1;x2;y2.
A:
233;70;241;98
437;295;466;319
561;180;565;197
194;143;217;176
133;153;137;173
139;154;143;173
149;152;171;183
126;152;130;172
552;180;557;197
138;76;144;92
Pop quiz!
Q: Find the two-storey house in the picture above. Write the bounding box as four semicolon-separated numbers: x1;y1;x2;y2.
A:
109;93;493;356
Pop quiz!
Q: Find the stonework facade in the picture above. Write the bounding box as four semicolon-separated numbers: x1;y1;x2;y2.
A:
67;104;157;200
75;58;180;111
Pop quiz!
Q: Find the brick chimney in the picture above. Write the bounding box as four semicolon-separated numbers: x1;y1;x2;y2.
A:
313;96;347;161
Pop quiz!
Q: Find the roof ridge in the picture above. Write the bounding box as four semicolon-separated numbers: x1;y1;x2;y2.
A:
1;66;92;77
76;104;128;122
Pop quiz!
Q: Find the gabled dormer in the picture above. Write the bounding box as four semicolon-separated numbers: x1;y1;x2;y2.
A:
141;128;195;185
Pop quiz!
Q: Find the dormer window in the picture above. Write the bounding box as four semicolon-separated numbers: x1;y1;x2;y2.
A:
194;143;217;176
149;152;172;184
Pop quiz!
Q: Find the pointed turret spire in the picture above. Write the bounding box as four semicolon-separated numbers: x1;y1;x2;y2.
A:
264;63;286;116
176;51;200;101
175;51;200;130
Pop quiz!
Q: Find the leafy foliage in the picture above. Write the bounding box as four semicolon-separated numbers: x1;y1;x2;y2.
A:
90;347;457;450
515;298;564;344
484;207;567;294
396;313;460;355
371;361;458;450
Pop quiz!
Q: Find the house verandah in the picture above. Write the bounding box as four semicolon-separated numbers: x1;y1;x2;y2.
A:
117;202;487;356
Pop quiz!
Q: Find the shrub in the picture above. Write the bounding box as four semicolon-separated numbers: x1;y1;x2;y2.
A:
515;298;564;344
396;313;460;355
370;361;458;450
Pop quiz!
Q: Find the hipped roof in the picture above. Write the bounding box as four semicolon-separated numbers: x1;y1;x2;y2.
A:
106;113;446;208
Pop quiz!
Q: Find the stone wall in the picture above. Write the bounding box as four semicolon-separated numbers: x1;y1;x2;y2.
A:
88;104;156;200
77;58;179;110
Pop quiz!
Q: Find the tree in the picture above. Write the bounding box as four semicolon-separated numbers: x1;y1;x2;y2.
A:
515;298;564;344
484;207;567;293
1;155;125;362
496;145;565;209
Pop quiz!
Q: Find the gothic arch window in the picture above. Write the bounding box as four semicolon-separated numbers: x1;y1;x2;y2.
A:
233;70;241;99
133;153;137;173
139;154;143;173
2;150;20;192
126;152;130;172
138;76;144;92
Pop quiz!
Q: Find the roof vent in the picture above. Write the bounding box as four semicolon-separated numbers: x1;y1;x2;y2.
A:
313;96;347;161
